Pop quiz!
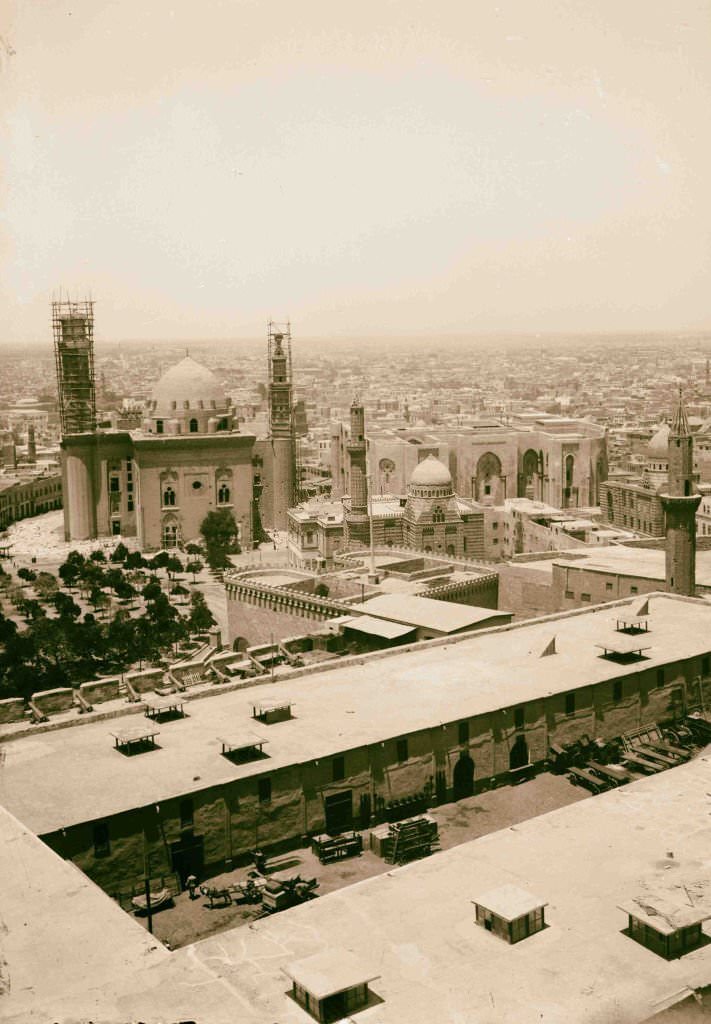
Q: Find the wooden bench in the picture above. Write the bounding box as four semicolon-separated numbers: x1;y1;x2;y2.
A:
631;745;679;767
508;763;536;784
587;760;630;786
646;739;690;761
622;752;664;774
568;766;609;794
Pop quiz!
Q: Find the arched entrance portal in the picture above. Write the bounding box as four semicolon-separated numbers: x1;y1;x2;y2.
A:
453;754;475;800
520;448;540;499
474;452;504;505
509;736;529;770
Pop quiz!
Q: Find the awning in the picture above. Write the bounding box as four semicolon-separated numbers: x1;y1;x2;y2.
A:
344;615;415;640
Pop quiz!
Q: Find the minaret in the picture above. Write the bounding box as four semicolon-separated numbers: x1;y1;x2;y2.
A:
53;299;98;541
27;424;37;463
345;397;370;544
267;322;295;531
660;387;700;596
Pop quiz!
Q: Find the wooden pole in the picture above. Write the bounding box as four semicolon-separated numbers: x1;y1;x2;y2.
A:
144;876;153;934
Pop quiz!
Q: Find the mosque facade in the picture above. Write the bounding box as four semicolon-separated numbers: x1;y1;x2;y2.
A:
60;342;295;550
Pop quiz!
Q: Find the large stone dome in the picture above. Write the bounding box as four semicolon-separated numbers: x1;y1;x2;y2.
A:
409;454;452;488
151;356;227;413
647;423;670;456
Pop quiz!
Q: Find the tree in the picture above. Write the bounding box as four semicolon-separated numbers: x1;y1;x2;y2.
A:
89;549;107;563
0;611;18;643
34;572;59;601
124;551;148;570
185;543;203;556
52;592;81;621
19;598;46;622
165;555;183;580
105;610;137;669
150;551;170;571
111;542;129;563
114;579;137;603
59;555;84;589
142;580;162;603
187;591;216;633
314;583;330;598
200;509;239;569
186;560;204;583
89;586;109;615
17;567;37;583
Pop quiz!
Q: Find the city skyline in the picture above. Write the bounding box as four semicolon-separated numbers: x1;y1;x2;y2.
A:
3;1;711;344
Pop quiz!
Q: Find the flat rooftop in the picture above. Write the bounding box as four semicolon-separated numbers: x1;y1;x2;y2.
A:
7;757;711;1023
0;805;167;1020
359;592;510;632
1;594;710;836
551;546;711;588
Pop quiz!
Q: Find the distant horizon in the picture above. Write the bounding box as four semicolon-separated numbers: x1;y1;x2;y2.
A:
3;326;711;355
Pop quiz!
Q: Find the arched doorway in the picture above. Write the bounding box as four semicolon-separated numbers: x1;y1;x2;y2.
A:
453;754;475;800
475;452;503;504
563;453;575;508
509;736;529;770
520;449;539;499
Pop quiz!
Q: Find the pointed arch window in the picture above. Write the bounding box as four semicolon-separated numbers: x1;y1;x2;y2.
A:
432;506;445;524
163;485;176;507
217;482;231;505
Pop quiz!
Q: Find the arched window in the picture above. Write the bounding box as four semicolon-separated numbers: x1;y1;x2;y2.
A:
162;521;179;548
163;485;176;507
432;506;445;524
189;418;199;433
218;483;230;504
217;418;228;431
155;419;164;434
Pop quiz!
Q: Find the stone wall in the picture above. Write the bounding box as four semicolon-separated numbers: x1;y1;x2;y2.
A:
79;678;121;705
125;668;164;694
32;687;74;715
496;563;560;619
552;563;661;610
0;697;25;724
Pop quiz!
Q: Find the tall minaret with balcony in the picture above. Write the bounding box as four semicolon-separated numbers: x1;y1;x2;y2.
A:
660;387;700;596
267;322;295;531
345;398;370;545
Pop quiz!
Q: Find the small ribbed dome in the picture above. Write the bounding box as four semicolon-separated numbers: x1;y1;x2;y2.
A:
648;423;670;455
409;454;452;487
151;356;226;412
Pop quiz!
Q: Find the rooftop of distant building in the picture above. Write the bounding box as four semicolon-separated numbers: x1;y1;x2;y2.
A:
1;593;710;836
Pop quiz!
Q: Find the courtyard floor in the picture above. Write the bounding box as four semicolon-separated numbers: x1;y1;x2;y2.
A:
139;770;589;949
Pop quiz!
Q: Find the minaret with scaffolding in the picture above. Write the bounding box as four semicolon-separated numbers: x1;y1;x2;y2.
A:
660;387;701;596
267;321;296;530
52;299;97;435
53;299;98;540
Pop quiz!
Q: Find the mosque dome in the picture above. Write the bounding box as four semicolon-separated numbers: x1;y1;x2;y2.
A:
409;455;452;488
150;356;227;413
647;423;670;456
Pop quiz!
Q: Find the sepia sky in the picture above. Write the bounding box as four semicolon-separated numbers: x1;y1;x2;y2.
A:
2;1;711;343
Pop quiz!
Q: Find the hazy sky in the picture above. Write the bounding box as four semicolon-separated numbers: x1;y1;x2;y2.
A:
2;1;711;343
